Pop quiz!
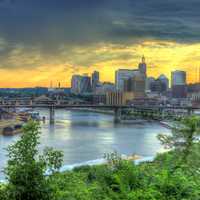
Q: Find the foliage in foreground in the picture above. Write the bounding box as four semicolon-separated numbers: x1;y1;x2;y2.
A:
1;116;200;200
47;148;200;200
1;121;63;200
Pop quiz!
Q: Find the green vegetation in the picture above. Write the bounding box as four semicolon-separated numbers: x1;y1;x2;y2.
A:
1;116;200;200
1;121;63;200
123;109;184;121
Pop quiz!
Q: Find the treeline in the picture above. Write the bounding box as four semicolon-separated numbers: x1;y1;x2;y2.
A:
0;117;200;200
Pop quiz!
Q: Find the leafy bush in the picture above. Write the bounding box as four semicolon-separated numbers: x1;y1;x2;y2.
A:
4;121;63;200
1;117;200;200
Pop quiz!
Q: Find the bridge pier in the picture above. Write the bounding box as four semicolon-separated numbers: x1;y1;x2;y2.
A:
49;105;55;124
158;108;165;120
187;108;193;116
114;107;121;123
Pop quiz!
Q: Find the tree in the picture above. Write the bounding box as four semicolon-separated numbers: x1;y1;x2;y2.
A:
5;120;63;200
158;116;200;164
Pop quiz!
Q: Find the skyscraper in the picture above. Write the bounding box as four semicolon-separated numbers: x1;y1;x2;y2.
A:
71;75;82;94
158;74;169;91
146;77;155;91
138;55;147;76
71;74;92;94
115;69;138;91
171;70;187;98
124;73;145;98
171;70;186;86
80;75;92;94
92;71;99;92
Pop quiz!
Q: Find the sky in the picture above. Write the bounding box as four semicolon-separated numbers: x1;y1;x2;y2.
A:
0;0;200;87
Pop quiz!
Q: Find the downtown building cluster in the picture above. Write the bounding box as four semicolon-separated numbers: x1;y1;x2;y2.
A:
70;57;190;106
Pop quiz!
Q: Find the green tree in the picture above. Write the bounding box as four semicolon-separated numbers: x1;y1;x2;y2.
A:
5;120;63;200
158;116;200;164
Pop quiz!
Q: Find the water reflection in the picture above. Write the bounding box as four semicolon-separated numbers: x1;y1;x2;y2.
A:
0;109;171;179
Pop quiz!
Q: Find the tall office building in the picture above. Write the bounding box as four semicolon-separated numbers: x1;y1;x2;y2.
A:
71;75;92;94
138;56;147;92
158;74;169;91
150;79;166;93
106;91;135;105
95;82;115;94
146;77;155;91
171;70;186;86
138;55;147;76
115;56;147;92
80;75;92;94
71;75;82;94
92;71;99;92
124;73;145;98
171;70;187;98
115;69;138;91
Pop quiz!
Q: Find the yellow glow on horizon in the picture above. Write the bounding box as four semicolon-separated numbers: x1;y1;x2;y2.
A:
0;40;200;88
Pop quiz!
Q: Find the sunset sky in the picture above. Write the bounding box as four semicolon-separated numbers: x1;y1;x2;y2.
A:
0;0;200;87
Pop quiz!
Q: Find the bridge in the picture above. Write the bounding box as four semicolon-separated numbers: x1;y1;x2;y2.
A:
0;103;199;124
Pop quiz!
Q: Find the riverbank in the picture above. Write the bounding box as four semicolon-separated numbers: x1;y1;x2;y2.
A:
159;121;174;129
0;154;154;183
57;154;153;174
2;150;199;200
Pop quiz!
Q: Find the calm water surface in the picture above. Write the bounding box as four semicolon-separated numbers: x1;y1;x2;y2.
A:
0;109;171;179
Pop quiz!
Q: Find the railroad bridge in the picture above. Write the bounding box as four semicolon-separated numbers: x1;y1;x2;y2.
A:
0;101;199;124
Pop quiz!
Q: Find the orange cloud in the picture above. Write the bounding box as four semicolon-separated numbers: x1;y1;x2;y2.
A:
0;40;200;87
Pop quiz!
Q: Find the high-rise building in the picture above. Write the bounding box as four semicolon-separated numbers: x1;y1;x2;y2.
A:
106;91;135;105
150;79;165;93
92;71;99;92
95;82;116;94
80;75;92;94
71;75;92;94
71;75;82;94
146;77;155;91
115;56;147;92
158;74;169;91
138;55;147;76
124;73;145;98
171;70;187;98
171;70;186;86
115;69;138;91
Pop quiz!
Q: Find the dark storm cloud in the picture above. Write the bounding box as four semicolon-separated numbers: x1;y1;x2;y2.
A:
0;0;200;45
0;0;200;69
109;0;200;43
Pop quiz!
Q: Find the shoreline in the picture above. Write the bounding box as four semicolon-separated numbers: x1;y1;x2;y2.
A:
158;121;173;129
0;155;155;183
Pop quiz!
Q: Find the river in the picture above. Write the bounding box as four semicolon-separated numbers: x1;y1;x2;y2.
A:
0;109;171;180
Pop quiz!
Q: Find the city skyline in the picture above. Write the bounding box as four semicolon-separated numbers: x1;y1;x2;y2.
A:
0;0;200;87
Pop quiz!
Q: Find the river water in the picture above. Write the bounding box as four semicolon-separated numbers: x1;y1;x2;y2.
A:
0;109;171;179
